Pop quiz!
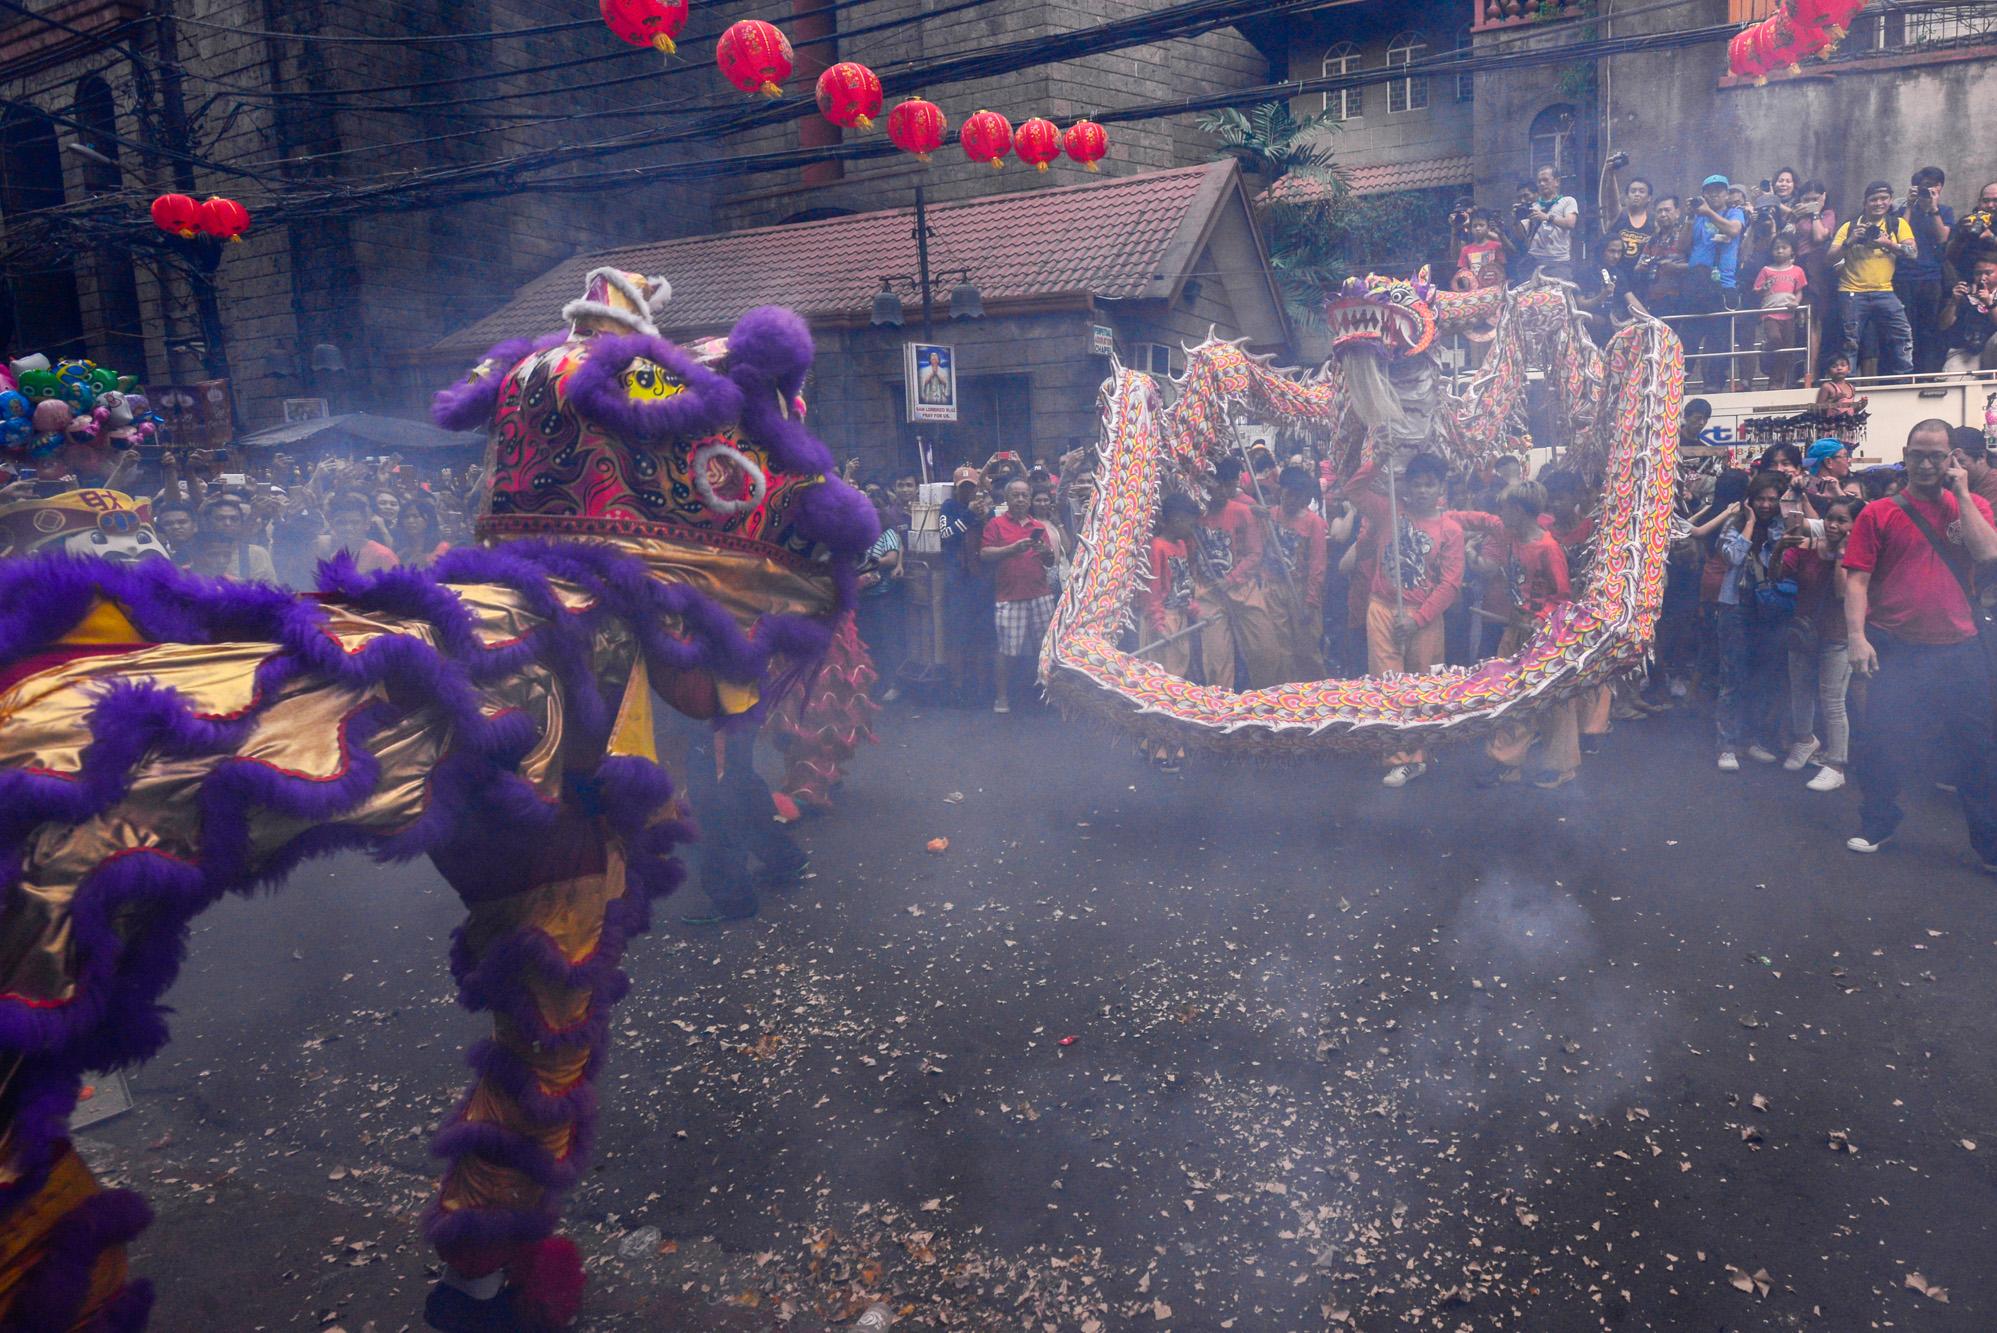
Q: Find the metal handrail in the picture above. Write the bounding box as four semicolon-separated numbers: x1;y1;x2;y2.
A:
1653;303;1818;389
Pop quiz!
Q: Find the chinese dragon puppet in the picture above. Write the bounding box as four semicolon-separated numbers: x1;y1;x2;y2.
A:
1042;272;1684;754
0;270;876;1332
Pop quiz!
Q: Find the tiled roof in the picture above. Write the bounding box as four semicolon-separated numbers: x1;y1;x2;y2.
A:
436;161;1240;353
1344;155;1474;196
1260;156;1473;205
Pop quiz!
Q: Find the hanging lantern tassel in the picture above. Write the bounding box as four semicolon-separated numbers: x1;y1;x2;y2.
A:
1062;119;1107;172
1014;117;1061;172
887;97;948;162
601;0;688;59
717;19;793;98
150;193;201;239
816;62;883;132
960;110;1013;171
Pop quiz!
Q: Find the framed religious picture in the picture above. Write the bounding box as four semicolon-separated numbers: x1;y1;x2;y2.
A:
283;397;330;424
904;343;957;423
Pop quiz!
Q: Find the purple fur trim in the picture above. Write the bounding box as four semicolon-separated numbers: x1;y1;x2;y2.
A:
430;332;567;431
7;1186;153;1333
0;529;841;1256
725;305;815;400
565;332;744;443
793;478;882;564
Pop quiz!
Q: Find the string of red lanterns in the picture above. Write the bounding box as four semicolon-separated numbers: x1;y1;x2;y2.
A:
597;4;1115;175
151;194;249;242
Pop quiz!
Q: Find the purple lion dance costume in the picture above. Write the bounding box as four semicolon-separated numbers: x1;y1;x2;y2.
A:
0;270;876;1332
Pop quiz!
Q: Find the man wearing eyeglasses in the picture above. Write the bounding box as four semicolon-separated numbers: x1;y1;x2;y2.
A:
1843;420;1997;865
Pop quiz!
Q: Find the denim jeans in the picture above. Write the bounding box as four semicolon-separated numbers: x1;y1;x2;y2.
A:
1849;631;1997;860
1788;639;1852;765
1715;603;1781;752
1840;290;1914;377
1895;276;1951;374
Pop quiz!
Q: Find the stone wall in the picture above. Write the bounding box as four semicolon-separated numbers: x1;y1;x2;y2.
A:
3;0;1270;438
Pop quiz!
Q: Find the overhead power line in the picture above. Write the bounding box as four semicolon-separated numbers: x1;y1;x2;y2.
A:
171;0;891;46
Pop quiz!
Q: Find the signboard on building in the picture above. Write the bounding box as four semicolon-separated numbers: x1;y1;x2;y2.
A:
1090;324;1115;356
283;398;330;424
147;380;234;450
905;343;957;423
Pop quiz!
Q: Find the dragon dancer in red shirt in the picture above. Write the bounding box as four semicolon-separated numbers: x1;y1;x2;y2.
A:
1192;457;1282;690
1349;453;1465;787
1451;480;1587;787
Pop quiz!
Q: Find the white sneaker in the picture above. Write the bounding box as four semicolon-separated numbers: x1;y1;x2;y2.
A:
1717;752;1740;772
992;699;1010;714
1381;762;1427;788
1806;766;1846;792
1846;832;1894;853
1668;677;1689;699
1747;744;1779;764
1783;738;1821;771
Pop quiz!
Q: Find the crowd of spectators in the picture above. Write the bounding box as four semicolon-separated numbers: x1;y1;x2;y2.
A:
850;405;1997;867
1448;161;1997;392
0;448;485;588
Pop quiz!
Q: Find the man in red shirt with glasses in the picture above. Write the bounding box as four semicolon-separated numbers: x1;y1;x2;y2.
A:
1843;419;1997;864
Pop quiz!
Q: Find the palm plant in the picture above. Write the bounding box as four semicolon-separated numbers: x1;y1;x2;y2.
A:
1198;103;1348;337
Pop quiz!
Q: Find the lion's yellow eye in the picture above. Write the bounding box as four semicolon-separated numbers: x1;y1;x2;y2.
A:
622;360;685;402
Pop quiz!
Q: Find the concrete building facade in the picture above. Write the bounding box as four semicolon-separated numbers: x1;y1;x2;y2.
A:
0;0;1271;439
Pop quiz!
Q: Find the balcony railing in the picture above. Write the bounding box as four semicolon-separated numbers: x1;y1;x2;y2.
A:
1472;0;1592;33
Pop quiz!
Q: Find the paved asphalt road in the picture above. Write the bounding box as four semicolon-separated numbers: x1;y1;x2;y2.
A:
80;695;1997;1333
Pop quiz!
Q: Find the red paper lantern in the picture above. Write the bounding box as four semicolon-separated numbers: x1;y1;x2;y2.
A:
815;62;883;131
1789;0;1865;42
1062;119;1107;172
886;97;947;161
1748;18;1786;81
959;110;1012;170
1727;26;1770;82
716;19;793;97
150;193;200;239
601;0;687;56
1014;117;1061;172
198;196;249;242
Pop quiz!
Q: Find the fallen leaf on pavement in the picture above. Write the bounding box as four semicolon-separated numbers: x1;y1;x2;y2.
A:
1906;1273;1948;1302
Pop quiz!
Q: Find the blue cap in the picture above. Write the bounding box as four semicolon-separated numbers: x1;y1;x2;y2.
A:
1805;437;1846;473
1702;174;1731;188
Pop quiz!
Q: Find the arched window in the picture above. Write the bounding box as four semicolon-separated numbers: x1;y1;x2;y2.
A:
70;76;146;370
70;75;121;193
1386;32;1428;113
0;107;86;359
1529;103;1578;178
1321;43;1362;121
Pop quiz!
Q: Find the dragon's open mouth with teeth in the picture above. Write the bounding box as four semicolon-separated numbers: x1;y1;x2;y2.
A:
1325;268;1439;359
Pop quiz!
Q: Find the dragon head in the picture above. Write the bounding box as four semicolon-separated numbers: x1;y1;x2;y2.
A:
1324;268;1439;360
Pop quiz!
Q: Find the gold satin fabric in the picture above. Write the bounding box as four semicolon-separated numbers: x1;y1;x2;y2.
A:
0;1143;129;1322
0;579;636;1011
434;850;628;1223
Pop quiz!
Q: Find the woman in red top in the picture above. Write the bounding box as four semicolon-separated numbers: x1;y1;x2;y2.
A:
1781;495;1858;791
392;497;451;570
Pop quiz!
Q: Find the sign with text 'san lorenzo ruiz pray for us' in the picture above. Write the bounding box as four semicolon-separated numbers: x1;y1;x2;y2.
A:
905;343;957;423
